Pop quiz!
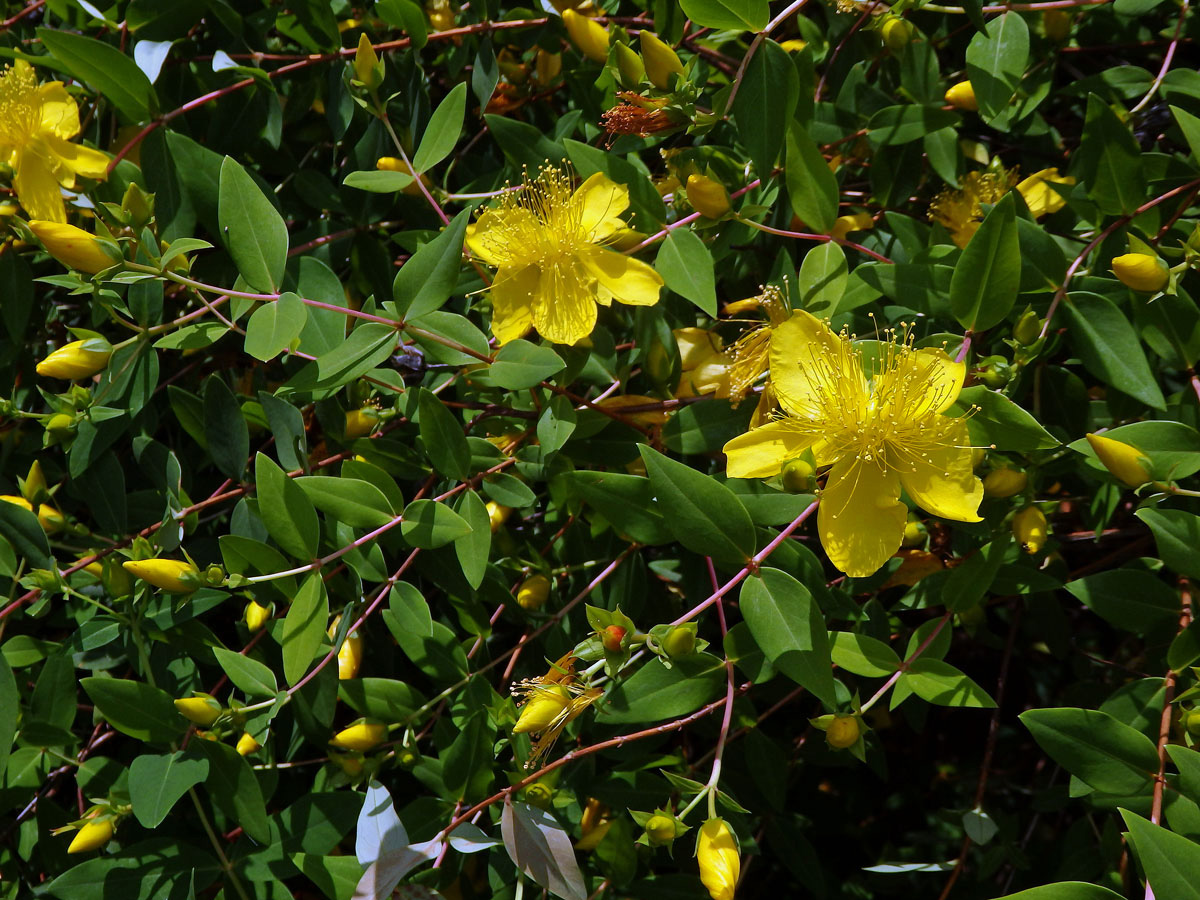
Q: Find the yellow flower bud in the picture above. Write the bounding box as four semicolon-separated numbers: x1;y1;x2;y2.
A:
236;732;262;756
36;338;113;380
344;407;378;439
686;174;731;219
46;412;75;439
645;814;677;845
945;81;978;112
639;30;684;91
1013;506;1048;555
354;33;382;89
901;520;926;548
524;781;553;808
487;501;513;532
67;816;115;854
174;694;222;727
697;818;740;900
28;220;117;274
517;574;551;610
535;50;563;84
37;504;66;534
780;39;807;52
330;720;387;751
661;625;696;658
831;212;874;241
1085;433;1151;487
428;0;455;32
23;460;47;503
513;684;572;734
329;615;364;680
983;468;1028;498
826;715;861;749
1043;9;1072;41
375;157;430;196
562;9;610;63
613;42;645;88
1112;253;1169;293
333;751;366;776
245;600;272;632
575;818;612;850
880;17;913;50
122;558;201;593
1;494;33;512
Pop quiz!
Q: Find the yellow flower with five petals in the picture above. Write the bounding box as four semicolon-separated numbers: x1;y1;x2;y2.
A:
467;166;663;346
722;312;983;577
0;61;109;223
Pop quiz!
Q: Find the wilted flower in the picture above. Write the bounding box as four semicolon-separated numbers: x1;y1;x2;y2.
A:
928;169;1017;248
602;93;679;136
511;655;601;767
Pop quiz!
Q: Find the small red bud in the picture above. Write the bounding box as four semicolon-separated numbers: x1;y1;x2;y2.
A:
602;625;627;652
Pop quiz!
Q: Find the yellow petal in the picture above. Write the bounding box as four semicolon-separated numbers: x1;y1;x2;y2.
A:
768;310;867;420
723;419;818;479
818;458;907;577
36;82;81;139
43;133;109;181
13;146;67;222
579;246;662;307
467;208;535;266
1016;167;1074;218
490;264;539;344
575;171;628;240
874;346;964;419
894;420;983;522
532;258;597;345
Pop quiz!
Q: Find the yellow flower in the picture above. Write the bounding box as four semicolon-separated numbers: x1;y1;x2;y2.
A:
0;61;109;223
697;818;740;900
517;573;551;610
122;558;201;593
330;720;387;751
67;816;115;854
36;337;112;379
929;169;1017;248
945;80;978;111
1085;432;1150;487
562;9;610;63
1;494;32;512
468;167;662;345
1013;505;1047;554
1016;168;1074;218
28;220;116;273
236;732;262;756
244;600;272;632
511;656;601;768
686;174;730;219
639;30;684;91
722;312;983;577
1112;252;1169;293
344;407;379;439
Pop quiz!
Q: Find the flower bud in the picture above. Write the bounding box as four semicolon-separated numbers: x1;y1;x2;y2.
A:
535;50;563;84
487;501;513;532
826;715;860;749
562;9;610;63
780;458;815;493
830;212;874;241
1043;9;1071;40
1013;506;1048;555
983;468;1027;498
121;182;154;228
330;720;386;751
686;174;731;219
518;574;551;610
1085;433;1150;487
37;504;66;535
36;338;113;380
524;781;554;809
245;600;272;632
46;412;76;440
344;407;378;439
333;751;366;776
236;732;262;756
376;157;430;196
645;814;677;845
513;684;572;734
575;818;612;850
329;615;364;680
23;460;47;504
1013;309;1042;346
662;625;696;658
697;818;740;900
28;221;118;274
639;30;684;90
354;33;383;90
123;558;201;593
0;494;32;512
174;694;222;727
428;0;454;31
944;81;978;111
396;746;419;769
613;42;645;88
67;816;115;854
601;625;627;652
901;520;926;548
1112;253;1169;293
880;17;913;50
1186;711;1200;736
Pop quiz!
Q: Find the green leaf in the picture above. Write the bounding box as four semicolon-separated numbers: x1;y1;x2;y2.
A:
344;170;415;193
798;243;848;313
401;499;472;549
957;386;1060;451
489;340;566;389
414;82;468;173
195;739;272;843
0;499;52;570
1069;420;1200;481
244;292;307;362
740;568;836;707
1061;292;1165;409
81;677;185;744
786;123;839;234
1019;707;1159;794
638;445;756;568
218;156;288;293
964;12;1030;120
417;388;470;481
1121;810;1200;900
282;574;330;686
213;646;279;698
1075;94;1145;216
997;884;1126;900
1065;569;1180;633
901;659;996;708
678;0;769;32
0;653;18;777
655;229;717;316
866;105;961;146
286;322;398;395
295;476;396;529
392;209;471;320
950;193;1020;332
376;0;428;47
443;710;494;801
1135;509;1200;579
202;374;249;480
561;470;672;545
454;490;491;590
41;838;220;900
339;677;424;720
38;28;155;122
129;751;210;829
1170;105;1200;165
599;654;725;724
734;39;798;177
255;452;320;560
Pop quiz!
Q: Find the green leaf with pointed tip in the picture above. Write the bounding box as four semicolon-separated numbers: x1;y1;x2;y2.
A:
1019;707;1158;794
218;156;288;292
950;192;1020;331
255;452;320;560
